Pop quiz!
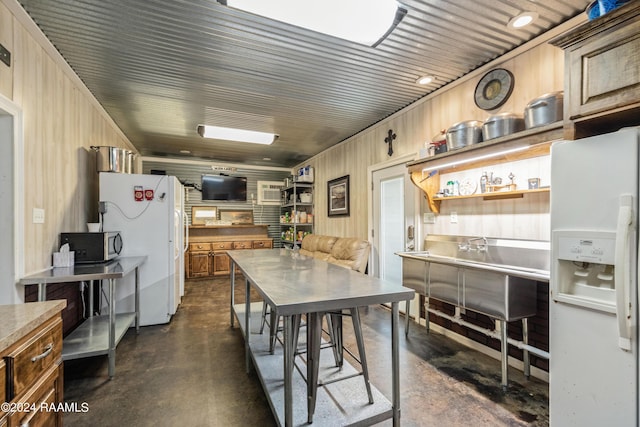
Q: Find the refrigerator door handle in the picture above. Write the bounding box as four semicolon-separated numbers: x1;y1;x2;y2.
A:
183;211;189;252
614;194;633;351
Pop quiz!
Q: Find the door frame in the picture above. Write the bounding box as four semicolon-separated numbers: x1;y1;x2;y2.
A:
366;153;417;277
0;93;25;304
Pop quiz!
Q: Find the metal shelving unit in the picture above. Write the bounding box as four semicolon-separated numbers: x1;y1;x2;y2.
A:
280;182;313;247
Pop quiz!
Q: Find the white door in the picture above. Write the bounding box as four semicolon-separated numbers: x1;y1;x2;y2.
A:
0;97;23;305
371;162;417;317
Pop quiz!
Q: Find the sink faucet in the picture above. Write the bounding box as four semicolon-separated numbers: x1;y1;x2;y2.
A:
468;237;488;252
458;242;470;252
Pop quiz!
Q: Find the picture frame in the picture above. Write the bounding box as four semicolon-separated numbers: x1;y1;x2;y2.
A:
191;206;217;225
327;175;350;217
219;209;254;225
528;178;540;190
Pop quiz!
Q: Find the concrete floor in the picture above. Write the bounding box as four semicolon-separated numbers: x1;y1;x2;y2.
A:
63;277;549;426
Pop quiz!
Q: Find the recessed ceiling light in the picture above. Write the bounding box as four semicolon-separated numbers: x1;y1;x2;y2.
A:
508;12;538;29
222;0;406;47
416;75;435;85
180;150;191;154
197;125;278;145
262;157;271;161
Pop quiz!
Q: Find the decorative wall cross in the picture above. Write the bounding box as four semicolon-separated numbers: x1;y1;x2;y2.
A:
384;129;396;156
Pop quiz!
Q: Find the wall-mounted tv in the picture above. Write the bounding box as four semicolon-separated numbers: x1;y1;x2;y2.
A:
201;174;247;201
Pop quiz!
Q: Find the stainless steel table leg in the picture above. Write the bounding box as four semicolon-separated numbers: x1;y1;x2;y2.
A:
88;280;94;317
244;277;251;374
230;262;236;327
108;278;116;379
500;319;508;389
392;301;401;426
135;267;140;333
405;299;410;337
38;283;46;302
351;307;374;404
283;314;294;427
522;318;530;378
307;312;322;424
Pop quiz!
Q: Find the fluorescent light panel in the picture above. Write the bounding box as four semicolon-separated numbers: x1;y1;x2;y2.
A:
225;0;403;46
197;125;278;145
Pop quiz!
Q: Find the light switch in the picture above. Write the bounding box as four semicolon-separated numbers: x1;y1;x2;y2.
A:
423;212;436;224
33;208;45;224
450;211;458;223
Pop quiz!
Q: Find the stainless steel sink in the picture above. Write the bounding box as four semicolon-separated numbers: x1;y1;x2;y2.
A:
398;234;550;322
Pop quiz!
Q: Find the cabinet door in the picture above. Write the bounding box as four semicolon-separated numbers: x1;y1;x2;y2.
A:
189;252;211;278
213;252;231;276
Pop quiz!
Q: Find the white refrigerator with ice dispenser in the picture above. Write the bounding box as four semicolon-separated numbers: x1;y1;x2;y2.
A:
99;172;186;326
550;127;639;426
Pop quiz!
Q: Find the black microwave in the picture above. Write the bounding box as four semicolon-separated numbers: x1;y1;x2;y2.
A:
60;232;123;263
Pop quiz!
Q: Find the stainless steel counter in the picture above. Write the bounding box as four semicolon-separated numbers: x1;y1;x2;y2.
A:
228;248;414;427
19;256;146;378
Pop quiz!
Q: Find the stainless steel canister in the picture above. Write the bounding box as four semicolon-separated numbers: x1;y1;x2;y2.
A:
445;120;483;151
91;146;127;173
524;91;564;129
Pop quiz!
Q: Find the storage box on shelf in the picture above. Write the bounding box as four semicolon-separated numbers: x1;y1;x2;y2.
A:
550;1;640;139
407;122;563;213
280;182;314;247
1;301;66;427
186;225;273;278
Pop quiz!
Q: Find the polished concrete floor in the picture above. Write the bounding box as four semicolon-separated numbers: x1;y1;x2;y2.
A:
63;277;549;426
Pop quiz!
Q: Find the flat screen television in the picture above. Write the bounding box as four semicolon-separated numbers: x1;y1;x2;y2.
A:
201;174;247;201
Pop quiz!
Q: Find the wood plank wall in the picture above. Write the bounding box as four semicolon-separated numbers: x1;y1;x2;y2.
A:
297;42;564;243
0;2;136;274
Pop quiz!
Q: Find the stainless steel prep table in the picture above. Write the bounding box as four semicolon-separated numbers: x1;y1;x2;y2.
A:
228;248;414;427
19;256;146;378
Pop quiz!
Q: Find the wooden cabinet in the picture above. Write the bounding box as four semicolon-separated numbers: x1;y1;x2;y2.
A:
1;302;65;427
186;225;272;278
188;243;212;278
550;2;640;139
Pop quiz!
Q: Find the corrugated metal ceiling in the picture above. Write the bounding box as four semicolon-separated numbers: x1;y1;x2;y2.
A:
17;0;591;167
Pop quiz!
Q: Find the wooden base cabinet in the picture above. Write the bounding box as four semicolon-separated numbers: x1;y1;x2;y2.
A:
1;302;65;427
186;225;272;278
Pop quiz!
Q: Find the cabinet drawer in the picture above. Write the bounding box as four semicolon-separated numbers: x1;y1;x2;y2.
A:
233;241;252;249
10;364;62;427
189;242;212;251
211;241;233;251
252;240;273;249
5;316;62;400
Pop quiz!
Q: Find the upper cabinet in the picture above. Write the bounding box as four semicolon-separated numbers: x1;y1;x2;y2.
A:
550;1;640;139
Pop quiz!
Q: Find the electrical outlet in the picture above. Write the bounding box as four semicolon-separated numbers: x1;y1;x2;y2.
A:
450;211;458;223
33;208;45;224
423;212;436;224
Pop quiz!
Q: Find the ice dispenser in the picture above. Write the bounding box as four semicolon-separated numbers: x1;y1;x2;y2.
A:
551;230;618;313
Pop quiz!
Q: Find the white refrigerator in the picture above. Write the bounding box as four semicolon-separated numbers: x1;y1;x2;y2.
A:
550;127;639;425
99;172;186;326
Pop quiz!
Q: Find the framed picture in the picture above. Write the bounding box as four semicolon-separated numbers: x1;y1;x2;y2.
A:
219;209;254;224
327;175;350;217
191;206;217;225
528;178;540;189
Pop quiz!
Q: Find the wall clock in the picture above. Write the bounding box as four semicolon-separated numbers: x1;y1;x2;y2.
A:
474;68;515;111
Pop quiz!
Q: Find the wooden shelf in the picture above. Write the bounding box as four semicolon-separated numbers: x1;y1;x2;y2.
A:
433;187;549;202
407;123;562;213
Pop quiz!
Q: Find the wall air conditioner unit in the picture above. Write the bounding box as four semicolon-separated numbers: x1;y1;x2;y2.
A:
257;181;283;205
